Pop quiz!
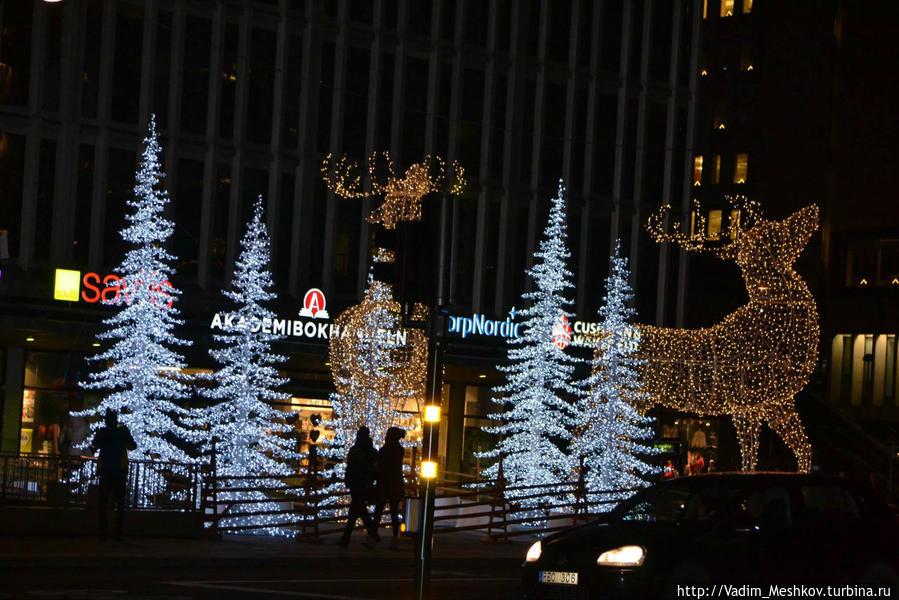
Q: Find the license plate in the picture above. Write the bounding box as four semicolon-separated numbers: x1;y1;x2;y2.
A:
539;570;578;585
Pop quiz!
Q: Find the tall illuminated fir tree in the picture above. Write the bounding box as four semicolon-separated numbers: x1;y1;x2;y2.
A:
480;180;580;515
571;241;657;509
77;115;194;466
192;196;302;534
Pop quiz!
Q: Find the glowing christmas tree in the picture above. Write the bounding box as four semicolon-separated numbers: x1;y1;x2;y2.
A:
77;115;194;468
571;241;657;509
480;180;580;517
192;196;301;535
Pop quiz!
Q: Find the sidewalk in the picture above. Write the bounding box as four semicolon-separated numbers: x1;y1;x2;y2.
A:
0;530;531;570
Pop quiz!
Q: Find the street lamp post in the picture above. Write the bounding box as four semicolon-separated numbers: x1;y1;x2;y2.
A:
415;404;440;600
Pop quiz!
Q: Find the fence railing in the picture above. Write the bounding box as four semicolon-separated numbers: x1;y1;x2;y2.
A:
0;453;206;512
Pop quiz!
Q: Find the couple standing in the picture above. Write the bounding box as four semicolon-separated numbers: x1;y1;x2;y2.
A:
339;426;406;548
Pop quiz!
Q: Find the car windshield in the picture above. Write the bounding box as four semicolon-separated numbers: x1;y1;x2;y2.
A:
617;483;745;523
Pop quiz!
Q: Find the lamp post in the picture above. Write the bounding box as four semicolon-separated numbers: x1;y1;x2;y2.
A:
415;404;440;600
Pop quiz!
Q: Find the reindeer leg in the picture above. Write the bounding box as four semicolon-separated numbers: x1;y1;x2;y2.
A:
733;415;761;472
767;407;812;474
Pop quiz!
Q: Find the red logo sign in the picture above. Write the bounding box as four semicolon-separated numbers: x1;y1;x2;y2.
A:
299;288;329;319
551;315;573;350
81;271;173;309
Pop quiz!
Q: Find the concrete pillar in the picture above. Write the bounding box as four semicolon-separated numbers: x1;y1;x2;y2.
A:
1;348;25;453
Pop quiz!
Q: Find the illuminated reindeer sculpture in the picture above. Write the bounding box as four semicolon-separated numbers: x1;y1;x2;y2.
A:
640;199;819;472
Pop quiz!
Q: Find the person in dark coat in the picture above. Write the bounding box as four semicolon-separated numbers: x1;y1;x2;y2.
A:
91;410;136;539
338;426;380;548
373;426;406;548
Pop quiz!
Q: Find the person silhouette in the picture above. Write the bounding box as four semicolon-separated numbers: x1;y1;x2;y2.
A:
338;427;380;548
92;409;136;539
373;427;406;549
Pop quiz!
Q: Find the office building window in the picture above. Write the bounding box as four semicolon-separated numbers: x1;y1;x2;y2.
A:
707;210;723;240
734;153;748;183
703;0;708;19
729;209;741;239
713;155;721;184
693;156;703;185
845;239;899;287
743;0;753;14
740;44;754;71
721;0;734;17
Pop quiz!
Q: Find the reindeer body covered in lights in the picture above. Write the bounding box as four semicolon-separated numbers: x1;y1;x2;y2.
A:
639;199;819;472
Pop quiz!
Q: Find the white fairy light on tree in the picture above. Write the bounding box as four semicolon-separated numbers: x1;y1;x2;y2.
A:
479;180;580;519
571;241;658;510
77;116;195;479
190;196;302;535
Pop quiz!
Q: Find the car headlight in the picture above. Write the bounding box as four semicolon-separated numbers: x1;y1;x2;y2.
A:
525;540;542;562
597;545;645;567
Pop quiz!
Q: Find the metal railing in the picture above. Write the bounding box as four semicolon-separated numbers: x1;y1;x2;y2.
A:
0;453;206;512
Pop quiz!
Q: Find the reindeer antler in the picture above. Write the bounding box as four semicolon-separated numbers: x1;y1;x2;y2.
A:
323;151;466;230
645;195;764;255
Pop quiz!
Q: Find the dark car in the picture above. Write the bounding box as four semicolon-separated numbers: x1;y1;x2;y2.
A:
522;473;898;599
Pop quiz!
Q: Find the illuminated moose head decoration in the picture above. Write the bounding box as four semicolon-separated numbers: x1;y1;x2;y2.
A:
640;197;819;472
322;151;465;230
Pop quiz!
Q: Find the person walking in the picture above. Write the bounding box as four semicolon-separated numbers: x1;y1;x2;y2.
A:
92;410;136;539
338;427;380;548
373;427;406;549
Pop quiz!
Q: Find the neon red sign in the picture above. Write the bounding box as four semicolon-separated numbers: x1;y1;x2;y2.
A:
81;272;174;308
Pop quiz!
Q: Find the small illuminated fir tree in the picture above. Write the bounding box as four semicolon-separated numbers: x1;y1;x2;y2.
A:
77;116;194;472
480;180;580;518
191;196;301;535
571;241;657;510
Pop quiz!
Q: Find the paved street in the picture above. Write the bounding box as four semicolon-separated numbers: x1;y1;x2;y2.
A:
0;533;527;599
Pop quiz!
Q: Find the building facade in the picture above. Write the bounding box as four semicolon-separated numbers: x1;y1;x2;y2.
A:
0;0;705;474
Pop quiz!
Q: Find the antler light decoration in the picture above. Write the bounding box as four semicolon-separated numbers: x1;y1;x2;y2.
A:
322;151;465;230
637;196;819;473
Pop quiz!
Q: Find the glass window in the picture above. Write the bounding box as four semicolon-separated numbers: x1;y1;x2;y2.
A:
734;153;748;183
729;209;741;239
799;485;860;521
181;16;212;135
693;156;703;185
219;23;239;139
621;487;690;522
111;4;143;124
743;0;753;14
713;154;721;184
43;2;63;112
707;210;723;240
103;148;136;268
0;133;25;259
461;386;498;478
0;1;31;106
744;486;792;529
173;159;203;277
247;27;276;144
721;0;735;17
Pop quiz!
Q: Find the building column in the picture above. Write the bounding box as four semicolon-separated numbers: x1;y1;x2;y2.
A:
198;1;226;290
267;0;290;275
675;0;703;328
289;0;322;297
608;0;633;258
655;1;685;326
524;0;550;281
471;0;498;314
446;0;464;305
627;0;653;289
1;347;25;453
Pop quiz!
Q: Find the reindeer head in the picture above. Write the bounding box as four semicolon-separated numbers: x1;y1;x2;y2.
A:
322;151;465;230
646;198;819;292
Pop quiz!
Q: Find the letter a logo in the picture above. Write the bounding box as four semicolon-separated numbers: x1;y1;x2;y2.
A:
299;288;329;319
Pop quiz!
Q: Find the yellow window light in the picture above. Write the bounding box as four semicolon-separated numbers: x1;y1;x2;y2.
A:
54;269;81;302
424;404;441;423
421;460;437;479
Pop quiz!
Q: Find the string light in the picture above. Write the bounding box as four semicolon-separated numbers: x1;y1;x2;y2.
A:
324;279;428;462
187;196;302;536
642;197;819;472
479;180;579;519
75;116;195;503
571;241;658;508
322;151;466;230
